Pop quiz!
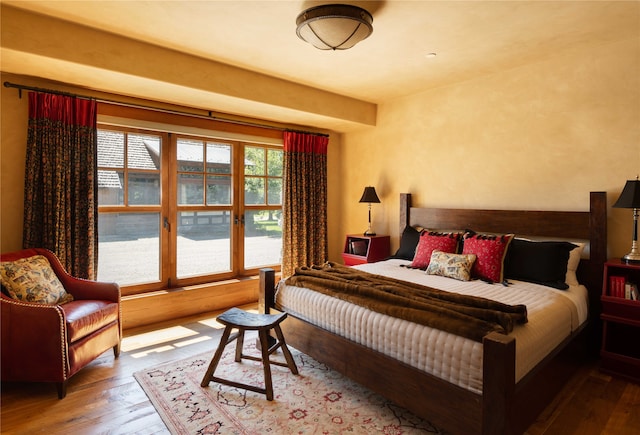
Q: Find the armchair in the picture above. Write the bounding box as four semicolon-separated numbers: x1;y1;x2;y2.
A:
1;248;121;398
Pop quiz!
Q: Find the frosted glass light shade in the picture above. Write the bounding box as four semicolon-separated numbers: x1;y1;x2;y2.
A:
296;4;373;50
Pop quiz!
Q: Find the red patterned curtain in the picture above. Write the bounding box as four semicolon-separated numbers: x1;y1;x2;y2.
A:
23;92;98;279
281;131;329;277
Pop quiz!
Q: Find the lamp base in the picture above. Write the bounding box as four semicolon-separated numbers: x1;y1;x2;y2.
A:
622;238;640;264
622;253;640;264
364;231;376;236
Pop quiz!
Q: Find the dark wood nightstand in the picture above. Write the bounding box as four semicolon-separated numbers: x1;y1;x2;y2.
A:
600;259;640;383
341;234;390;266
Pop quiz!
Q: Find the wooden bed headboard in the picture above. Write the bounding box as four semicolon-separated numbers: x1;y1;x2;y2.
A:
399;191;608;316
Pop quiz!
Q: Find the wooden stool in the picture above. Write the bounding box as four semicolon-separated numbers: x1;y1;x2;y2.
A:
200;307;298;400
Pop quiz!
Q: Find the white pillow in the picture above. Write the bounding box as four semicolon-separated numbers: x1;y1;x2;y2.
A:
565;243;585;286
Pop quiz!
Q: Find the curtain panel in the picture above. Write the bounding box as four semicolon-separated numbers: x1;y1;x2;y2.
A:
281;131;329;277
23;92;98;279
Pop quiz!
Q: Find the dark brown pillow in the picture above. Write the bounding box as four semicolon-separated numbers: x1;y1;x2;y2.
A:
504;239;577;289
390;226;421;260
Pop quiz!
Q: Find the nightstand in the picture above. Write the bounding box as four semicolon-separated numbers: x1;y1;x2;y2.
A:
341;234;390;266
600;259;640;383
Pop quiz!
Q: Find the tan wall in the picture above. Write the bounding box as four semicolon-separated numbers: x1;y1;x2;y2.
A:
0;80;28;253
336;36;640;261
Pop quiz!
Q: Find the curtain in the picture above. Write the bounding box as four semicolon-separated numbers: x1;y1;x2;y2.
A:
281;131;329;277
23;92;98;279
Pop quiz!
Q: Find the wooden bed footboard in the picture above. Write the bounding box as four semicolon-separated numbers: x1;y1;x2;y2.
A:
258;265;479;432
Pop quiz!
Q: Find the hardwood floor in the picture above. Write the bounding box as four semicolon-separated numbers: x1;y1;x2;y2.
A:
1;303;639;434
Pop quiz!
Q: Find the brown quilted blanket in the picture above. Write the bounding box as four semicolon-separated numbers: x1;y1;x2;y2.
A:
284;262;528;342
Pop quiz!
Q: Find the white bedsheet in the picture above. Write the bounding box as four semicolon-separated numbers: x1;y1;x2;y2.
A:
275;259;588;394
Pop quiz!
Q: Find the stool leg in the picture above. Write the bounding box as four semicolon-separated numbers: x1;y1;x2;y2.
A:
258;329;274;401
201;326;233;387
274;325;299;375
234;327;245;362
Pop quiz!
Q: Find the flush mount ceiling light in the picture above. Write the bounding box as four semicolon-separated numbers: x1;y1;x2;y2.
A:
296;4;373;50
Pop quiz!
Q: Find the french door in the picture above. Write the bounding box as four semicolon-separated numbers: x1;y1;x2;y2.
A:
96;125;282;295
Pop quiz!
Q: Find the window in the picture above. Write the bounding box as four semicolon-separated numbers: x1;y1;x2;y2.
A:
96;119;283;295
97;128;165;290
175;137;234;279
243;146;283;269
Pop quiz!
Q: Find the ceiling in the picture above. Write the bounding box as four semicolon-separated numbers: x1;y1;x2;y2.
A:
1;1;638;132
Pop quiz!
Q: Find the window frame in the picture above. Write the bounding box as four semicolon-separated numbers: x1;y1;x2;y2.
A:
97;104;283;296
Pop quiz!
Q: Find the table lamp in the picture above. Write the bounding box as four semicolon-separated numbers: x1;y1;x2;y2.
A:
359;186;380;236
613;176;640;264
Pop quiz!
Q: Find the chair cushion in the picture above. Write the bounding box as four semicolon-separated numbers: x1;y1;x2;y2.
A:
0;255;74;304
61;300;119;343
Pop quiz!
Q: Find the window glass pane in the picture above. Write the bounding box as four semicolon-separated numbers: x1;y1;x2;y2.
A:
245;147;265;175
98;170;124;205
97;212;160;285
127;133;161;170
177;138;203;172
206;142;231;174
97;130;124;168
178;174;204;205
177;211;231;277
267;149;283;176
245;177;264;205
267;178;282;205
206;175;231;205
244;209;282;268
128;172;160;205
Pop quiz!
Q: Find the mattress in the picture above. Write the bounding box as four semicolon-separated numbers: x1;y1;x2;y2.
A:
275;258;588;394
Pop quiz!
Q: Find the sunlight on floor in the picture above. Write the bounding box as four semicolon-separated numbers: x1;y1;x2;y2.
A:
127;334;216;358
197;318;226;329
173;335;213;348
122;327;213;358
122;326;200;352
121;306;260;358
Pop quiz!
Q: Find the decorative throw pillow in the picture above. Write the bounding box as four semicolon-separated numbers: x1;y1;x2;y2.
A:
0;255;74;304
462;233;514;283
426;250;476;281
504;239;577;289
390;225;422;260
410;231;462;269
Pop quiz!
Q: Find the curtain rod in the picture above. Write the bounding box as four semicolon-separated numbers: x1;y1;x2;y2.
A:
3;81;329;137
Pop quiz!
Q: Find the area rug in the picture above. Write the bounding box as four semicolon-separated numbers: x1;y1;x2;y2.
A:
134;340;443;434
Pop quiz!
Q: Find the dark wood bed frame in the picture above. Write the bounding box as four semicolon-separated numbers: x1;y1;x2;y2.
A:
259;191;607;435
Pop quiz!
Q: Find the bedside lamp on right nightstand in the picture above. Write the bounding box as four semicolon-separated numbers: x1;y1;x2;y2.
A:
613;176;640;264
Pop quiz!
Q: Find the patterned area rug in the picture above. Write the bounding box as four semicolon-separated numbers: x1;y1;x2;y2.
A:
134;340;443;434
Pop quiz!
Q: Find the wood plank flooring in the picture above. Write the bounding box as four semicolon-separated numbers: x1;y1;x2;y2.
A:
1;303;639;434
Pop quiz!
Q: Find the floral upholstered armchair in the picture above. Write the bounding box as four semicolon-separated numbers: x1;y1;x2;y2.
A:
0;248;121;398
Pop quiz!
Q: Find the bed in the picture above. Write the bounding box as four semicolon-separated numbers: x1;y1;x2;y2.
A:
259;191;607;435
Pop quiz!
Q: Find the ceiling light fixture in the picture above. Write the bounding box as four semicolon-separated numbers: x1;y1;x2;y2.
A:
296;4;373;51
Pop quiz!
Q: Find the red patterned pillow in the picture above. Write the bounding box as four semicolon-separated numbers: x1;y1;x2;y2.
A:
462;233;514;283
410;231;462;269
